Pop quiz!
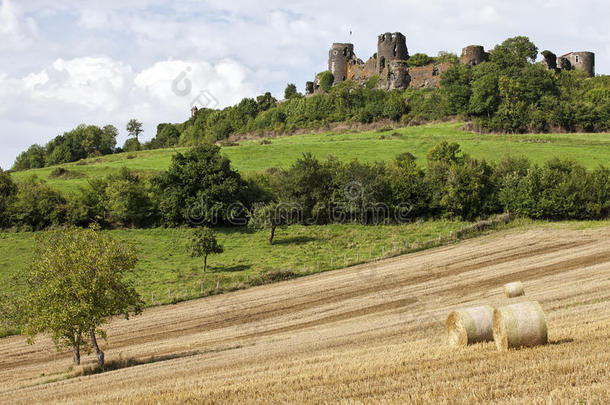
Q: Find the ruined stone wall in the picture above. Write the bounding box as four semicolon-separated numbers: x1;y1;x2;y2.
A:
559;52;595;77
347;57;377;83
377;32;409;73
407;62;452;89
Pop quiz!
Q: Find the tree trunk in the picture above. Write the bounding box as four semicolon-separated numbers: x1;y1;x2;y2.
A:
203;255;207;273
269;225;276;245
90;328;105;367
72;337;81;365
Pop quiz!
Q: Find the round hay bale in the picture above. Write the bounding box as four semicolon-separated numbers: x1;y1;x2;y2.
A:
446;305;494;347
504;281;525;298
493;301;548;351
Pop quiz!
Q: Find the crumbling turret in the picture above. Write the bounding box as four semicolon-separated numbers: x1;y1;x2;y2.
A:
328;43;355;83
461;45;487;66
377;32;409;73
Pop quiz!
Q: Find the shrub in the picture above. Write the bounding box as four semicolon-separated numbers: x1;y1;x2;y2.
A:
318;71;335;92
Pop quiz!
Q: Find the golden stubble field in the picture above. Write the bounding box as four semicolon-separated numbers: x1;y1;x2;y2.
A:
0;226;609;404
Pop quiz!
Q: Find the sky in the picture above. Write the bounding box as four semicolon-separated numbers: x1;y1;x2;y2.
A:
1;0;608;169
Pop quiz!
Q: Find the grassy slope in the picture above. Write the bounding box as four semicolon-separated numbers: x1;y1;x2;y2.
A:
0;220;471;305
10;122;610;194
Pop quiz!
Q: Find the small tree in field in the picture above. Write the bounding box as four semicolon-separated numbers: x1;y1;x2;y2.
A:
248;202;297;245
126;119;143;141
22;226;142;367
190;227;223;273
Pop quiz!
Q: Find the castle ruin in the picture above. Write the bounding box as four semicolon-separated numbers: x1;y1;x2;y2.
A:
306;33;596;95
558;52;595;77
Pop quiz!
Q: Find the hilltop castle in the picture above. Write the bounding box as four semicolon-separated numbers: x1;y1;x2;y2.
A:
306;33;595;94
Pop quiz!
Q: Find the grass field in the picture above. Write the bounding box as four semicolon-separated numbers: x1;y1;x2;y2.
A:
0;219;472;305
0;223;608;403
9;122;610;194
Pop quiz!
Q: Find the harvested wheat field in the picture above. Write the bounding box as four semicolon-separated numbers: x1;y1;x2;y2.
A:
1;226;609;404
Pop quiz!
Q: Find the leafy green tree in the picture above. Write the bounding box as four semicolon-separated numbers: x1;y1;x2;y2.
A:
585;166;610;218
11;176;66;230
12;145;46;171
284;83;298;99
318;71;335;92
489;36;538;71
256;92;277;111
469;62;501;117
122;137;141;152
407;53;432;67
386;152;428;218
248;201;299;245
22;226;142;366
153;145;245;226
383;90;408;121
436;51;460;65
68;178;109;227
105;168;154;227
0;169;17;227
441;63;473;114
282;153;334;224
426;141;465;165
126;119;143;141
151;123;181;148
330;160;392;224
440;158;497;220
190;227;224;273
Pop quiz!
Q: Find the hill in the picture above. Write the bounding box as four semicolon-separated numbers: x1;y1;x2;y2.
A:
0;223;608;403
10;122;610;195
0;219;471;306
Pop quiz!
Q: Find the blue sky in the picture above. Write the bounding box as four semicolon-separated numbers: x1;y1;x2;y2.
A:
1;0;609;169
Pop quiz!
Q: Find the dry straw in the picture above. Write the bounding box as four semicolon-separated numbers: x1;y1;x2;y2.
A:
504;281;525;298
492;300;548;351
446;305;494;347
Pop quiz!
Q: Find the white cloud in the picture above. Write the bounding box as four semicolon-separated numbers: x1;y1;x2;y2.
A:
23;57;134;112
0;55;262;168
0;0;38;50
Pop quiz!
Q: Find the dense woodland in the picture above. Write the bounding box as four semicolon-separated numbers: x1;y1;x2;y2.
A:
1;141;609;232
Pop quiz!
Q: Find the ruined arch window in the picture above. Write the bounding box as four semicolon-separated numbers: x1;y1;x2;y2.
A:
393;44;397;57
575;55;579;63
380;57;386;69
333;50;338;56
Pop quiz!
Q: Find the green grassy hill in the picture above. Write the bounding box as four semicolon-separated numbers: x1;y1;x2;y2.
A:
10;122;610;194
1;220;471;304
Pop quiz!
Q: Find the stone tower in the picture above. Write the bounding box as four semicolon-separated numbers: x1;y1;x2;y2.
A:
377;32;409;73
461;45;487;66
328;43;355;82
558;52;595;77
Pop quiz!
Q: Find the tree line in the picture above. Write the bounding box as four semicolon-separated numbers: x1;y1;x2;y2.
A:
1;142;608;233
12;119;144;171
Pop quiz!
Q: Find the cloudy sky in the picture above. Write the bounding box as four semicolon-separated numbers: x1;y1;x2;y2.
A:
1;0;608;169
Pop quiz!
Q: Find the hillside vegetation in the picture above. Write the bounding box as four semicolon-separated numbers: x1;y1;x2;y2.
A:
9;122;610;195
1;224;608;403
10;36;610;176
0;220;471;305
